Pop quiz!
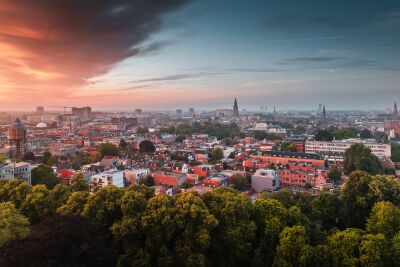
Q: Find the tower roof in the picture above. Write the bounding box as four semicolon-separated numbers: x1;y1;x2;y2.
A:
11;118;26;130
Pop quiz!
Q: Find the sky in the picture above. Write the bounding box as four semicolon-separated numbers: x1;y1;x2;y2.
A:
0;0;400;111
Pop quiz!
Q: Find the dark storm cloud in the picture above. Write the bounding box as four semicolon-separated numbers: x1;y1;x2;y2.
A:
0;0;193;88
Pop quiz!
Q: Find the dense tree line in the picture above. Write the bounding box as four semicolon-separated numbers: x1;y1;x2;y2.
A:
2;171;400;266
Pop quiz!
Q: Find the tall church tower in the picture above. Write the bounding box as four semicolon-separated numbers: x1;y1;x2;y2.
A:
394;102;399;121
233;97;239;117
322;105;327;122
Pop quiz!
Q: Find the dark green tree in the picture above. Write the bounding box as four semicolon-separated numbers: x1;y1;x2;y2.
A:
98;142;120;158
314;130;333;141
31;164;59;189
139;140;156;153
343;143;383;175
22;151;35;161
0;215;116;266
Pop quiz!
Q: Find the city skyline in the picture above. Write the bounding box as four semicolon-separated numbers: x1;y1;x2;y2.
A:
0;0;400;110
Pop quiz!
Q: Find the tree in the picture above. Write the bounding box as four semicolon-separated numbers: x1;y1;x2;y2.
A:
293;126;307;135
366;201;400;238
328;167;342;182
281;141;297;152
70;173;89;192
175;124;193;135
83;186;124;227
342;171;373;228
175;135;186;143
0;179;30;209
392;144;400;162
0;202;29;247
57;191;90;215
314;130;333;141
22;151;35;161
312;192;343;229
328;228;364;267
173;192;218;266
139;175;154;187
359;233;388;267
274;225;312;267
119;138;128;150
0;215;116;266
98;142;120;158
42;150;52;165
139;140;156;153
231;173;247;190
21;185;54;224
49;184;71;212
203;187;256;266
31;164;59;189
137;127;149;135
343;143;383;175
211;147;224;162
360;129;372;139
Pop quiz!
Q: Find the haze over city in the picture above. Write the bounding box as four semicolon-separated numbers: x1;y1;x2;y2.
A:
0;0;399;110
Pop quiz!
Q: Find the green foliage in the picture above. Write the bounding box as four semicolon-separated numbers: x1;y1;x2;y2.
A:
175;135;186;143
42;150;52;165
342;171;373;228
119;138;128;150
314;130;333;141
392;144;400;162
22;151;35;161
203;187;256;266
0;179;30;208
360;129;372;139
311;192;343;229
49;184;71;211
231;173;247;190
83;186;124;227
175;123;193;135
328;228;364;267
198;122;242;140
137;127;149;135
31;164;59;189
0;215;117;266
98;142;120;158
328;167;342;182
281;141;297;152
211;147;224;162
70;173;89;192
21;185;54;224
274;225;312;267
57;191;90;215
343;143;383;175
366;201;400;238
139;140;156;153
0;202;29;246
139;174;154;187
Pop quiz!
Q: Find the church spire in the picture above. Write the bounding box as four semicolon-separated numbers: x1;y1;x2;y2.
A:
394;102;399;121
233;97;239;117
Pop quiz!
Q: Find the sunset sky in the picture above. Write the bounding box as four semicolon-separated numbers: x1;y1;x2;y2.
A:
0;0;400;111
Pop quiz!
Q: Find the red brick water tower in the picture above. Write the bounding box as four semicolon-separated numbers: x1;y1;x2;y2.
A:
8;118;27;158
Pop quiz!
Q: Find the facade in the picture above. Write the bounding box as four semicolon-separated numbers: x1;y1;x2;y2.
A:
251;169;280;192
71;106;92;120
251;151;326;168
8;118;27;158
152;171;186;188
305;139;391;159
89;170;124;191
0;162;32;185
124;169;149;185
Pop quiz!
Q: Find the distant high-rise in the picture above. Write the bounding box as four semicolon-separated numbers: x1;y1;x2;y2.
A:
189;108;194;115
8;118;27;158
176;109;182;116
394;102;399;121
233;98;239;117
319;104;322;114
36;106;44;115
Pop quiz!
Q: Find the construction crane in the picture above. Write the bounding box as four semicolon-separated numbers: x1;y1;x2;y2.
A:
47;106;73;114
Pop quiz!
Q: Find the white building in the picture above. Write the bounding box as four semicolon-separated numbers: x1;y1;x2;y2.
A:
305;139;391;160
124;169;149;184
0;162;32;185
89;170;124;192
251;169;280;192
